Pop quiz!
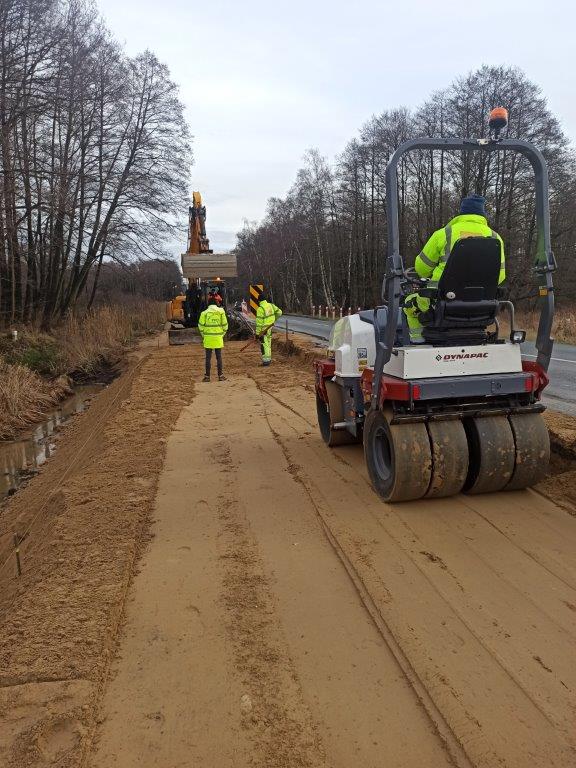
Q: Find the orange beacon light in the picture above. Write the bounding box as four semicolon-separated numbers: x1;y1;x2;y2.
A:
489;107;509;137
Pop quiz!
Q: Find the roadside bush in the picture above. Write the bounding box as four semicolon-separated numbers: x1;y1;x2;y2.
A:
57;301;165;375
1;301;165;378
0;332;61;374
0;301;165;438
515;307;576;344
554;309;576;343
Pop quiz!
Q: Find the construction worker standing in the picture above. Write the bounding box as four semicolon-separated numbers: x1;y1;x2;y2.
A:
199;296;228;381
404;194;505;343
256;294;282;366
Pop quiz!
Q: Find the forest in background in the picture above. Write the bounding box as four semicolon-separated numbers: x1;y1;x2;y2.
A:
0;0;190;328
236;66;576;313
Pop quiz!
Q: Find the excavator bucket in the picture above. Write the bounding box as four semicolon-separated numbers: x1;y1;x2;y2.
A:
181;252;237;280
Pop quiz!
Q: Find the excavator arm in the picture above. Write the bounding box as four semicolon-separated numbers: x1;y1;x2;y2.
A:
187;191;212;254
181;191;237;280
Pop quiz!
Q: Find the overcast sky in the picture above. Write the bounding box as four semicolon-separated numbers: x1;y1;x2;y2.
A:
98;0;573;252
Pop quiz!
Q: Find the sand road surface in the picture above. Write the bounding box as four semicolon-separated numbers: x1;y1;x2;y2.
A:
1;336;575;768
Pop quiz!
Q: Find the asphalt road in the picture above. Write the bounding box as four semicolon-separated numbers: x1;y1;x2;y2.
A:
280;314;576;417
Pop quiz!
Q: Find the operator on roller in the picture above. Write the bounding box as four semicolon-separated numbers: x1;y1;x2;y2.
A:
256;294;283;366
199;295;228;382
404;194;505;343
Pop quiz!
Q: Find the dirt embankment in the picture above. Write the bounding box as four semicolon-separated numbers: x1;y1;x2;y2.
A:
0;330;574;768
539;410;576;512
0;337;195;767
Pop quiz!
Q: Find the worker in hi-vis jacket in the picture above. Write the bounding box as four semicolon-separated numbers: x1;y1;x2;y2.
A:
199;295;228;381
256;294;282;366
403;194;505;343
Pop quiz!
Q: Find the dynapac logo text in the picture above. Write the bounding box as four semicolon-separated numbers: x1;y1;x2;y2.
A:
439;352;489;361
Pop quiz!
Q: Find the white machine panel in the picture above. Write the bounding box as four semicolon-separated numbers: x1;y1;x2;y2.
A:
329;315;523;379
329;315;376;376
382;344;522;379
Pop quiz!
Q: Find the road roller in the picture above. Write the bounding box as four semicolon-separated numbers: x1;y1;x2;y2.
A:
314;109;556;502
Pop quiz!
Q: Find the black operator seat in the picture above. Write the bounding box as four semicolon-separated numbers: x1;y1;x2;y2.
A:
420;236;502;346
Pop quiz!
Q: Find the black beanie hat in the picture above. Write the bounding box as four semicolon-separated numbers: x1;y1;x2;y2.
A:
460;194;486;216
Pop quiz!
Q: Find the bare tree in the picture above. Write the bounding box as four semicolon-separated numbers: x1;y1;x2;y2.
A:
0;0;191;328
236;65;576;312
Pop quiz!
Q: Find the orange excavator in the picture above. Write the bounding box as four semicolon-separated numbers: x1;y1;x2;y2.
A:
168;192;238;344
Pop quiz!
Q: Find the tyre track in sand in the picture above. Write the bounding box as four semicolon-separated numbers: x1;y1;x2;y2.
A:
90;371;457;768
255;381;576;768
257;391;474;768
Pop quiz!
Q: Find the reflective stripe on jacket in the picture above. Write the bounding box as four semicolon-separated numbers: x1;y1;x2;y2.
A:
198;305;228;349
415;214;506;284
256;300;282;334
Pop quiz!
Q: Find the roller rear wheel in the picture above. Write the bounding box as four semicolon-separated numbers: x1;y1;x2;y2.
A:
464;416;515;494
364;408;432;502
426;420;469;498
316;381;357;446
506;413;550;490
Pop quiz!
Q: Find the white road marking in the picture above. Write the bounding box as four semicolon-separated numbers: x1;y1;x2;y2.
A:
522;353;576;365
286;317;576;366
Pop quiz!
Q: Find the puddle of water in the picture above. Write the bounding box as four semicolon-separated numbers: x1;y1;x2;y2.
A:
0;384;104;500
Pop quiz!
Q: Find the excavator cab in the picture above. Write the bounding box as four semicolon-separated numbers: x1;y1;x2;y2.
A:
182;279;228;328
201;280;227;310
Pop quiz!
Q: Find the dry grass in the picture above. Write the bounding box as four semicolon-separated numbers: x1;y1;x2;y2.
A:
57;300;165;375
0;301;165;440
514;307;576;344
0;362;72;439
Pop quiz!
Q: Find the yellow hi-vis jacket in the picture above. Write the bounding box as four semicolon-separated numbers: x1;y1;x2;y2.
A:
415;214;506;284
198;305;228;349
256;300;282;335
